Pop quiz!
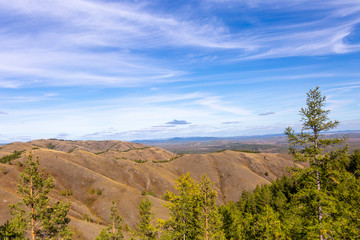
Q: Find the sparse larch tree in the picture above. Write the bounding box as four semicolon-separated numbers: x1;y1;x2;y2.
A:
96;201;124;240
161;173;201;240
198;174;225;240
10;153;72;240
135;197;158;240
285;86;345;240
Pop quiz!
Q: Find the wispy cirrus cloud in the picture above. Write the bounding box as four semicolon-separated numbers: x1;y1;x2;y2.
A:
0;0;359;89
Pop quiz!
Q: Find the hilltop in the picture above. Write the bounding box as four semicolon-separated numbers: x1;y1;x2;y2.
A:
0;139;300;239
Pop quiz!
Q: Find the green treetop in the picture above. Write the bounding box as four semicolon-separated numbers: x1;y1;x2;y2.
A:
96;201;124;240
198;174;225;240
135;197;158;240
9;153;72;240
161;173;200;240
285;86;345;240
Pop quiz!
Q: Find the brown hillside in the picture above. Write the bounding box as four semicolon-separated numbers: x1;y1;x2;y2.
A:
0;140;299;239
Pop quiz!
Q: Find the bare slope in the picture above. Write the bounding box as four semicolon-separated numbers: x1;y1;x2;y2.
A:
0;140;299;239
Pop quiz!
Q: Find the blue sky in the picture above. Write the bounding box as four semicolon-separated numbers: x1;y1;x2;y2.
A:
0;0;360;143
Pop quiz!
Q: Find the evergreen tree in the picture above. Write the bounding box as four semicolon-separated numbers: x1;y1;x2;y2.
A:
218;203;242;240
0;220;25;239
135;197;158;240
251;205;284;240
285;86;345;240
161;173;200;240
9;153;72;240
96;201;124;240
198;174;225;240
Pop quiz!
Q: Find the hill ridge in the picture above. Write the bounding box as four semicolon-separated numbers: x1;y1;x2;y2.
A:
0;139;299;239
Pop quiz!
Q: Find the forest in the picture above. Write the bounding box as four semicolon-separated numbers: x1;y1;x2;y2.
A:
1;87;360;239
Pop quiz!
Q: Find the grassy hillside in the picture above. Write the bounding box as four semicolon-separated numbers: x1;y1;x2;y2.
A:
0;139;300;239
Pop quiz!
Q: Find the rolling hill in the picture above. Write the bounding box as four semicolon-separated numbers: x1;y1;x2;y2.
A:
0;139;301;239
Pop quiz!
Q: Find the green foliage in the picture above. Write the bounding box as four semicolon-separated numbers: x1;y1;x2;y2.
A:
133;160;147;163
67;148;75;153
135;197;158;240
160;173;201;239
160;173;225;240
231;149;260;153
97;188;103;196
141;190;155;197
89;187;95;194
0;220;25;239
46;143;56;149
82;213;93;222
152;154;184;163
347;149;360;178
1;166;8;175
9;153;72;239
284;86;347;240
0;150;25;164
198;174;225;240
217;87;360;240
61;189;73;196
96;201;124;240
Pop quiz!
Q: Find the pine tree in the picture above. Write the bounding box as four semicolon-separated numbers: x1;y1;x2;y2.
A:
161;173;200;240
96;201;124;240
0;220;25;239
135;197;158;240
198;174;225;240
252;205;284;240
9;153;72;240
285;86;345;240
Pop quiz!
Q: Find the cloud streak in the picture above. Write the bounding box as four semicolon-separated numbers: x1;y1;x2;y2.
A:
0;0;359;88
259;112;275;116
166;120;191;125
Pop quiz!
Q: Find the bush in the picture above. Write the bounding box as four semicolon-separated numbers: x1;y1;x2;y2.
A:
133;159;147;163
141;190;155;197
96;189;102;196
61;189;73;196
0;150;25;164
89;187;95;194
82;214;93;222
46;143;56;149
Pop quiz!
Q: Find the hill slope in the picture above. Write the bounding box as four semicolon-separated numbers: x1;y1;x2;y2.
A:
0;139;300;239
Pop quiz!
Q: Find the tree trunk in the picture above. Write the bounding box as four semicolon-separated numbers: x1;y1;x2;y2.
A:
30;176;36;240
316;169;323;240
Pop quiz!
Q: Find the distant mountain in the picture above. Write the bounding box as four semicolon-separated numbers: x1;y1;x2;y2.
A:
133;133;286;144
133;131;360;154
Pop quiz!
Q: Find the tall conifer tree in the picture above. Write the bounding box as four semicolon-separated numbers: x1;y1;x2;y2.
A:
285;86;345;240
161;173;200;240
135;197;158;240
9;153;72;240
96;201;124;240
198;174;225;240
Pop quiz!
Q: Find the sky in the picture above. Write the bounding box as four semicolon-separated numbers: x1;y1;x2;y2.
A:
0;0;360;143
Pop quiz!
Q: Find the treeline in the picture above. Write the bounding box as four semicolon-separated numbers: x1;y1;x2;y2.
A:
220;150;360;239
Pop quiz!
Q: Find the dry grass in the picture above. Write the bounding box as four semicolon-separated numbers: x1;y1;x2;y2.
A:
0;139;298;239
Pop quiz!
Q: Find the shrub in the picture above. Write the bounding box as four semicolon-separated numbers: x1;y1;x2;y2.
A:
46;143;56;149
82;214;93;222
0;150;25;164
61;189;73;196
96;189;102;196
